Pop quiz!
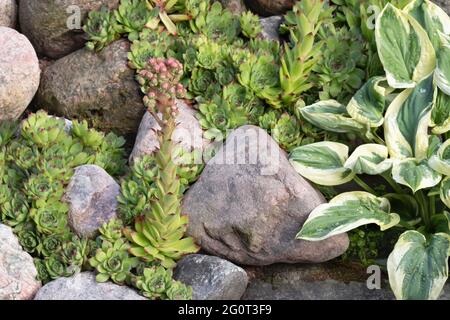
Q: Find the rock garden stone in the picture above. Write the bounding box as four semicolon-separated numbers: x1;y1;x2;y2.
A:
0;0;17;28
37;40;144;138
34;272;145;300
174;254;248;300
260;16;283;42
183;125;349;266
129;100;209;164
64;165;120;239
0;27;40;121
0;224;41;300
19;0;120;59
244;0;294;16
215;0;246;15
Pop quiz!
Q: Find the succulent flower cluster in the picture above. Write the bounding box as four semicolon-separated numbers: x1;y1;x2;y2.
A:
137;57;186;112
0;111;125;284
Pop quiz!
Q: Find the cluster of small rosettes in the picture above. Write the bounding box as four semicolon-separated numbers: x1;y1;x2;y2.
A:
138;57;186;113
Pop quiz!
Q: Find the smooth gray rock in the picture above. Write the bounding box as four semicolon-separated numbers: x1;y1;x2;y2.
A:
244;0;294;16
129;100;209;164
0;0;17;28
0;27;40;121
37;40;144;138
34;272;146;300
19;0;119;59
0;224;41;300
64;165;120;239
183;125;349;266
259;16;282;42
174;254;248;300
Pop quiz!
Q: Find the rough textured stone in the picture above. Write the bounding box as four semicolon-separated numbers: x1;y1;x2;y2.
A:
215;0;246;15
0;27;40;121
34;272;145;300
183;125;349;266
244;0;294;16
174;254;248;300
0;224;41;300
64;165;120;239
129;100;209;164
434;0;450;15
0;0;17;28
259;16;283;42
19;0;119;59
37;40;145;138
242;263;450;300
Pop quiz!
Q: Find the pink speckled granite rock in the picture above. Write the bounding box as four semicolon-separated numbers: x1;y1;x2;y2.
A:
0;0;17;28
0;224;41;300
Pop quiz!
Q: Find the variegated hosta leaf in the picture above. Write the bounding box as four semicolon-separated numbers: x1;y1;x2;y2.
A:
299;100;369;135
289;142;355;186
441;177;450;209
435;32;450;96
431;212;450;234
296;191;400;241
375;4;436;88
429;139;450;175
344;144;392;175
431;89;450;134
404;0;450;51
384;75;434;160
392;158;442;192
347;77;389;127
388;231;450;300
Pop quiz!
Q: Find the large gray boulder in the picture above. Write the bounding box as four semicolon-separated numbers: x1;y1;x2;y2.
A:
0;0;17;28
37;40;144;138
34;272;146;300
0;224;41;300
260;16;283;42
64;165;120;239
174;254;248;300
19;0;120;59
129;100;209;164
183;125;349;266
0;27;40;121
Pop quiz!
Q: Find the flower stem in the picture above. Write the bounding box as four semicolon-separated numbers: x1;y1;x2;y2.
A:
354;176;377;195
416;190;431;228
381;172;405;194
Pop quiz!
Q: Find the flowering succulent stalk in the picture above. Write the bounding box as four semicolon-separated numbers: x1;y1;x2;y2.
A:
125;57;199;268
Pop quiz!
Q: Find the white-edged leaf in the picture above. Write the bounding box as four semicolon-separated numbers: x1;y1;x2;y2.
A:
404;0;450;51
441;177;450;209
388;230;450;300
435;32;450;96
384;75;434;160
429;139;450;175
347;76;389;127
300;100;369;135
376;4;436;88
392;158;442;192
296;191;400;241
431;88;450;134
289;142;355;186
344;144;392;175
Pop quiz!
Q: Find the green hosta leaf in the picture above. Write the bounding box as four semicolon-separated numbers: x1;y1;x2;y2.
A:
429;139;450;175
404;0;450;51
346;77;389;127
375;4;436;88
441;177;450;209
435;32;450;96
290;142;355;186
388;231;450;300
384;193;421;228
344;144;392;175
384;75;434;160
300;100;369;136
431;89;450;134
392;158;442;192
296;191;400;241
